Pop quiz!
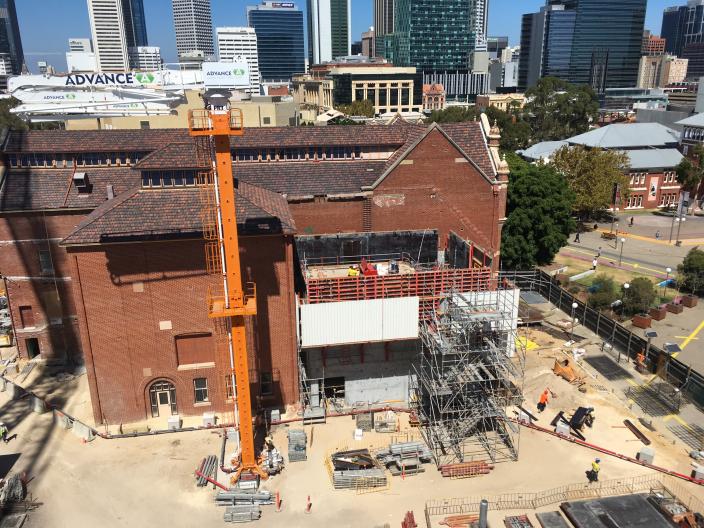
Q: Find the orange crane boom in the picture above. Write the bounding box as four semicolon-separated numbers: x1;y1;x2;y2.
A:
189;108;266;482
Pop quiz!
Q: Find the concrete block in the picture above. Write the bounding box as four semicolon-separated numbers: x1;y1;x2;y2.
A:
692;465;704;480
72;420;95;442
637;446;655;465
353;428;363;440
31;395;47;414
270;409;281;422
555;421;570;436
0;377;6;392
54;411;73;430
518;411;530;424
202;412;215;427
7;383;23;400
167;415;181;430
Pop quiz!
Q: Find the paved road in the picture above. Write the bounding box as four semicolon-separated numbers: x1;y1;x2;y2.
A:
565;229;689;275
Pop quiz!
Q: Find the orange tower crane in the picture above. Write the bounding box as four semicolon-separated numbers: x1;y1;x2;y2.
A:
188;107;267;483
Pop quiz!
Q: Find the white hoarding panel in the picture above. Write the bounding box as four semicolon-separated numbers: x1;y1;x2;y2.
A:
299;297;419;348
202;60;250;88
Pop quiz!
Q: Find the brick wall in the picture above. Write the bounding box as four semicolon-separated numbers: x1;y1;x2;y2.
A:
0;211;86;362
373;128;502;253
289;199;365;235
68;235;298;425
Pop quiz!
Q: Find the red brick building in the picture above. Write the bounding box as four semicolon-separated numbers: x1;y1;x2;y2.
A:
0;117;507;425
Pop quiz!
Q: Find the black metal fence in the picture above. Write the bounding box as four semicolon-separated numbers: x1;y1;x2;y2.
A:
505;269;704;410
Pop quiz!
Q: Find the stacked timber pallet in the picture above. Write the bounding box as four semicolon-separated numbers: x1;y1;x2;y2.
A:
287;429;307;462
332;468;387;489
223;505;261;523
196;455;218;487
440;513;479;527
439;461;494;479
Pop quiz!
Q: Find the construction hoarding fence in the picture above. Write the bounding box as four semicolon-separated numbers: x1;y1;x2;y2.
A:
507;269;704;411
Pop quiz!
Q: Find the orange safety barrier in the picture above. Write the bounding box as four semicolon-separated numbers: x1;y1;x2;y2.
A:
305;267;494;305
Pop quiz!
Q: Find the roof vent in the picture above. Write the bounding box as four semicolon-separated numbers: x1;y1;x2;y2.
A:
73;172;91;194
106;184;115;200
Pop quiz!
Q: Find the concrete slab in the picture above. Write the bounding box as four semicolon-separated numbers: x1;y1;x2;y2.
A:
561;494;674;528
535;511;570;528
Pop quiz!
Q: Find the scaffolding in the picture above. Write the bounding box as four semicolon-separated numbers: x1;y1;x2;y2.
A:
412;287;525;468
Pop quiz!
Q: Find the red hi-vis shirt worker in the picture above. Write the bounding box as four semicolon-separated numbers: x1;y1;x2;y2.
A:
537;389;549;412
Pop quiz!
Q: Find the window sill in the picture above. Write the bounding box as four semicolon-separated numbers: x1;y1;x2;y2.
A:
177;362;215;371
194;401;212;407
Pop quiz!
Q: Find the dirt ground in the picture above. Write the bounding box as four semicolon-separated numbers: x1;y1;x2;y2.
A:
0;328;702;528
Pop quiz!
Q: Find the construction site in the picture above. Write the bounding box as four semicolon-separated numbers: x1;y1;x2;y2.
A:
0;102;703;527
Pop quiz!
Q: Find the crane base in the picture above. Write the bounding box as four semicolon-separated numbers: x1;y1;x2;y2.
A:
230;464;269;487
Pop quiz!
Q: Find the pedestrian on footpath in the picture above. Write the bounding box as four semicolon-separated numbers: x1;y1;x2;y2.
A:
597;246;602;258
655;230;661;240
574;232;581;243
537;389;549;412
629;216;634;227
592;258;597;271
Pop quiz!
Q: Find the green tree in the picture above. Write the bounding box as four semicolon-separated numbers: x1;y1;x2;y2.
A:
622;277;656;315
500;154;576;269
426;106;478;123
678;247;704;294
551;146;631;219
676;144;704;198
485;107;532;152
0;97;29;131
336;99;375;118
588;274;618;310
523;77;599;141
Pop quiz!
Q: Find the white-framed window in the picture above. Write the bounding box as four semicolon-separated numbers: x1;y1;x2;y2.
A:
193;378;209;403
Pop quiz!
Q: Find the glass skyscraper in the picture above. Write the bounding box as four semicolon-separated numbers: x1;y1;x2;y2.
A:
392;0;481;70
519;0;646;91
122;0;148;48
0;0;23;74
661;1;704;62
247;2;305;82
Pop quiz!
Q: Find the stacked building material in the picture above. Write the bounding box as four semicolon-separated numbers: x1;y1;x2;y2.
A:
504;515;534;527
356;412;374;431
196;455;218;487
330;448;387;489
440;513;479;527
223;505;261;523
332;468;387;489
287;429;307;462
439;461;494;478
377;441;433;476
374;410;398;433
215;490;273;506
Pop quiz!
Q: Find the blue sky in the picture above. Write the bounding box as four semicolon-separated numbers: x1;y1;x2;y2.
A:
18;0;680;72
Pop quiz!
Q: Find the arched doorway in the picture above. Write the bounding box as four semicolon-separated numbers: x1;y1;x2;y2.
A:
148;379;177;418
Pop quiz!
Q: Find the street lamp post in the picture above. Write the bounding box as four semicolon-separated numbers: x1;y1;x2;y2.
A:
570;302;578;343
614;223;620;248
618;237;626;267
617;283;630;363
663;267;672;300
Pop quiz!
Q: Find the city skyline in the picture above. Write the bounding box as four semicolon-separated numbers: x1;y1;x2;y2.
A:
16;0;686;72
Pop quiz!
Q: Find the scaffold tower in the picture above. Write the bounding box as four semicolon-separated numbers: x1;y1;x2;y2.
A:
412;288;526;467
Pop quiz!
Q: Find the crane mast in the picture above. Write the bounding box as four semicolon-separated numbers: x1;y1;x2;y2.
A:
188;107;267;483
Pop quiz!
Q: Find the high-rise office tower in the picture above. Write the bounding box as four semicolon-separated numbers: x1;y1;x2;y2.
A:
216;27;261;94
0;0;22;75
661;1;704;59
122;0;148;48
247;2;305;82
69;38;93;53
362;27;376;58
128;46;162;70
307;0;351;64
374;0;394;58
519;0;645;92
172;0;214;59
87;0;149;71
392;0;489;71
87;0;130;71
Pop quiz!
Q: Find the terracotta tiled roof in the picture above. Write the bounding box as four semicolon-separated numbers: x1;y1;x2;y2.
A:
134;142;209;170
440;122;496;178
61;181;295;246
233;123;415;148
3;129;190;153
237;161;387;197
0;167;139;211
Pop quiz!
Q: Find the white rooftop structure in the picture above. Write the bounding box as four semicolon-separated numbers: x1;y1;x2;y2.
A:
625;149;684;170
568;123;680;149
676;113;704;127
